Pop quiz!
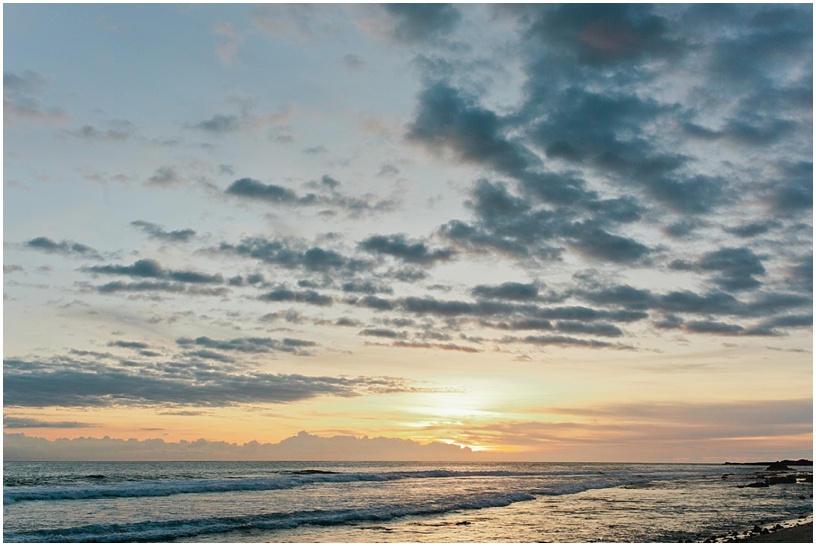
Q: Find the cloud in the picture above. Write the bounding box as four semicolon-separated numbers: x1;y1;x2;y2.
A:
95;281;226;296
4;430;476;461
67;119;135;141
342;53;365;71
176;336;318;355
195;113;242;133
24;237;101;259
547;398;813;430
4;417;98;429
224;177;396;218
130;220;196;242
107;340;150;350
509;335;627;350
146;166;185;187
381;4;462;45
260;288;333;307
359;234;456;265
86;259;223;284
769;161;813;213
4;70;70;125
669;247;765;291
225;177;302;204
472;282;539;301
407;83;533;176
3;357;424;408
341;280;393;295
723;220;780;238
190;99;295;137
525;4;680;66
217;236;371;276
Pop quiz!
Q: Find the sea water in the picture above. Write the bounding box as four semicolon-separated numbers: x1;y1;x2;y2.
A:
3;461;812;542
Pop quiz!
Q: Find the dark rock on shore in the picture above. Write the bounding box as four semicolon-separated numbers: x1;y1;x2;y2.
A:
765;462;791;471
737;472;810;488
765;474;797;485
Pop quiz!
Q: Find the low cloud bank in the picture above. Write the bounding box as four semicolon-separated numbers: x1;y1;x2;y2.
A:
3;431;477;461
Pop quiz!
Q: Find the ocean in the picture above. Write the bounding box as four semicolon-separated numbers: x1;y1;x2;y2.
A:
2;460;812;543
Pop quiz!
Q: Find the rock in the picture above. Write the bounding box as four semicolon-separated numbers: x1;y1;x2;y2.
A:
765;474;797;485
765;461;792;471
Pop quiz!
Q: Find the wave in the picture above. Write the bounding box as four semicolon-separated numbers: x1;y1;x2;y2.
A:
3;488;538;542
3;466;710;505
3;469;542;505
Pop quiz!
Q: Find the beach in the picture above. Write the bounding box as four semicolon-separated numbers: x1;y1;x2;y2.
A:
3;460;812;543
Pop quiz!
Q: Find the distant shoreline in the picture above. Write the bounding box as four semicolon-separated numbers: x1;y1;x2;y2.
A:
723;459;813;467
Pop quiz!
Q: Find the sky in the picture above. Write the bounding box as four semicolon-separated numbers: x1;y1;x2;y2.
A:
3;3;813;462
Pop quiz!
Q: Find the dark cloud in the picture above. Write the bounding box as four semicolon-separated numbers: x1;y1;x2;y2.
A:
224;177;396;218
96;281;185;294
107;340;150;350
406;82;533;176
509;335;626;350
260;288;333;307
146;166;184;187
176;336;317;355
359;234;456;265
355;295;395;311
3;358;422;408
130;221;196;242
342;53;365;71
303;144;328;155
4;417;98;429
723;220;779;238
769;161;812;213
86;259;223;284
438;178;650;266
669;247;765;291
579;284;656;310
341;280;393;295
382;3;461;44
683;320;746;336
182;350;235;363
225;177;302;204
25;237;100;259
194;113;241;133
472;282;538;301
785;257;812;293
554;320;623;338
566;225;651;263
525;4;680;66
359;328;404;339
218;237;369;275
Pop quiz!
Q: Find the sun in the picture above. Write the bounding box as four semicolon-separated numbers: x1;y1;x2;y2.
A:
408;391;500;421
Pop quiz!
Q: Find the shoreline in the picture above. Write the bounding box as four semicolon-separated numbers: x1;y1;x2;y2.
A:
726;521;813;543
